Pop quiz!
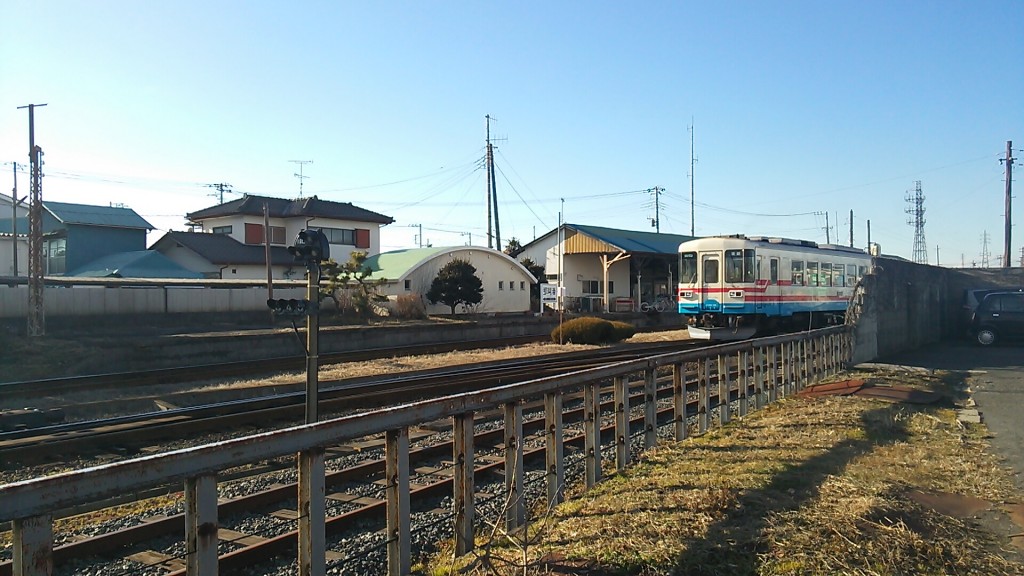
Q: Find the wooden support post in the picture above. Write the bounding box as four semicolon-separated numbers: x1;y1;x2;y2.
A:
614;375;629;471
584;382;602;487
298;450;325;576
545;392;564;506
13;515;52;576
186;474;219;576
453;412;475;556
386;427;410;576
768;344;779;403
504;401;525;530
644;367;657;448
672;363;687;441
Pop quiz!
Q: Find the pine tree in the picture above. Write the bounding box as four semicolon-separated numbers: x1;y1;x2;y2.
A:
426;258;483;315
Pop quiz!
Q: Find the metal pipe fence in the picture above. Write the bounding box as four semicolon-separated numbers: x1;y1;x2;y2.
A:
1;325;851;576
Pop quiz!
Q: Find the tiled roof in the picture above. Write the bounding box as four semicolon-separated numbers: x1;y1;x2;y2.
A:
156;231;295;266
187;195;394;225
44;201;154;230
567;224;696;255
68;250;205;278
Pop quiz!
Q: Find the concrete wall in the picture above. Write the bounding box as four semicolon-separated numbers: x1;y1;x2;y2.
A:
852;258;1024;363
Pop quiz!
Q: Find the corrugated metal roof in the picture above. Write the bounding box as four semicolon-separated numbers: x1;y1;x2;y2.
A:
44;201;154;230
154;231;294;266
68;250;205;278
362;247;465;280
563;224;696;255
187;194;394;225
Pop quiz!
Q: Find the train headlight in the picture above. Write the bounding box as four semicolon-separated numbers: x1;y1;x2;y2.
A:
728;290;744;299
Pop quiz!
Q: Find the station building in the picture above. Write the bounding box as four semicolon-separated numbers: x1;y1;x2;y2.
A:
516;224;695;312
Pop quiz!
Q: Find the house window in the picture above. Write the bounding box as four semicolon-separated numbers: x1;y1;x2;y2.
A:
509;280;515;291
44;238;66;275
520;281;526;291
498;281;504;291
582;280;610;294
212;226;232;235
404;279;411;291
269;226;285;244
321;228;355;245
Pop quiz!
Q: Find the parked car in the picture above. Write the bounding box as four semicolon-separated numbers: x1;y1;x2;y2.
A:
969;290;1024;346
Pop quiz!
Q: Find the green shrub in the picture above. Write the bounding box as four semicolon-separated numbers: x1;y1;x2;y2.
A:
550;316;634;345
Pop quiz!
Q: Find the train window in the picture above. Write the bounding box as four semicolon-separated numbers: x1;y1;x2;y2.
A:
703;259;719;283
847;264;858;285
858;265;868;278
725;250;744;283
834;264;845;287
744;249;755;282
770;259;779;284
680;252;697;283
791;261;804;286
807;261;819;287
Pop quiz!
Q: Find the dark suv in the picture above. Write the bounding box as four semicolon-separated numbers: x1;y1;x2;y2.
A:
969;290;1024;346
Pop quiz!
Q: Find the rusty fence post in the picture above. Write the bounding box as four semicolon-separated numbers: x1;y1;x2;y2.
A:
718;355;730;426
454;411;475;556
698;358;710;433
737;350;749;417
186;474;219;576
613;376;629;471
584;382;602;488
297;450;325;576
12;514;52;576
672;362;687;441
386;427;410;576
644;366;657;449
504;401;524;531
545;392;564;507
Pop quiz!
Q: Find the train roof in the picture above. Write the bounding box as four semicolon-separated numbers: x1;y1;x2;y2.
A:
680;235;870;256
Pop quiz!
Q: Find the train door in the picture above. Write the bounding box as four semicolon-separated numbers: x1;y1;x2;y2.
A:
700;252;723;313
765;257;781;316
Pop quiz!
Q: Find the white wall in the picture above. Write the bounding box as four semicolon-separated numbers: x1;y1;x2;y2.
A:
0;284;307;317
0;237;29;276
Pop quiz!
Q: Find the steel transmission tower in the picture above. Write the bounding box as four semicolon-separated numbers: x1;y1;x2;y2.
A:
905;181;928;264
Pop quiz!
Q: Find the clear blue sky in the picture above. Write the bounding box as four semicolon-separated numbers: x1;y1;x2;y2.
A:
3;1;1022;265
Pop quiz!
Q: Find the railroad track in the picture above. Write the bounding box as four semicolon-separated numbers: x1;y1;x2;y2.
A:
0;366;731;576
0;340;704;467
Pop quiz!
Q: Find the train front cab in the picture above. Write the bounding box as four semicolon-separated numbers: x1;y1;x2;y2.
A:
678;243;766;329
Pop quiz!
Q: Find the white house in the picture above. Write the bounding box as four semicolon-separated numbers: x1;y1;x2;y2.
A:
151;194;394;279
362;246;536;314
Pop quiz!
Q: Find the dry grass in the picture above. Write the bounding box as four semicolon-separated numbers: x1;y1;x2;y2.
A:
433;369;1024;575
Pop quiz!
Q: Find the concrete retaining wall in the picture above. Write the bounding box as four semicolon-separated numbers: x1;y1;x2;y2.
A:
852;259;1024;363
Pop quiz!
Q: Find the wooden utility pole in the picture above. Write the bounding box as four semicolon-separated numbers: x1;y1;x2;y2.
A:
1001;141;1015;268
849;209;854;248
18;103;47;337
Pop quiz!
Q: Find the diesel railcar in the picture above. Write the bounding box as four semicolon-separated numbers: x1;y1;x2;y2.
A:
677;235;871;334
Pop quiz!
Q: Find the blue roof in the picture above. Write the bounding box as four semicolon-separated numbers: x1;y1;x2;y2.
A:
68;250;204;278
45;201;154;230
567;224;696;254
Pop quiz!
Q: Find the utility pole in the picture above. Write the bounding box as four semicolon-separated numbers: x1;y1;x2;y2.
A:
205;182;233;204
935;246;940;266
648;187;663;233
905;181;928;264
824;212;830;244
1000;141;1016;268
289;160;313;197
849;209;854;248
485;115;502;250
18;103;47;337
688;119;696;237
